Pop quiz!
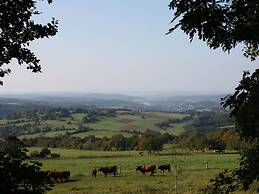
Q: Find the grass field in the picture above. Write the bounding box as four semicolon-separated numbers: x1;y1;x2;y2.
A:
28;148;251;194
15;111;191;139
88;112;189;134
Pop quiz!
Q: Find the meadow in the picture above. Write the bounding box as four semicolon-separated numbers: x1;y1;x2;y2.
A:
29;148;251;194
16;111;191;139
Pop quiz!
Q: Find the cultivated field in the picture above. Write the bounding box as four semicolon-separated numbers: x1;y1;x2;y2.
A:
28;148;251;194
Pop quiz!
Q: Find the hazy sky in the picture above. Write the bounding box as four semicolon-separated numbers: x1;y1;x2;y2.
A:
1;0;258;94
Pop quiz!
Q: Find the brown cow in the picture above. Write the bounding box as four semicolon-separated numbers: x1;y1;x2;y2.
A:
47;171;70;183
60;171;70;182
92;168;97;178
136;164;156;176
47;171;59;183
98;166;117;176
158;164;171;173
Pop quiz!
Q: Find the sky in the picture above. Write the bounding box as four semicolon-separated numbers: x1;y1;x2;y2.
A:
1;0;258;94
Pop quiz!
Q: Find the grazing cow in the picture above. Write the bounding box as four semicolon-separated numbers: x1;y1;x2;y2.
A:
136;164;156;176
92;168;97;178
158;164;171;173
47;171;59;183
47;171;70;183
98;166;117;176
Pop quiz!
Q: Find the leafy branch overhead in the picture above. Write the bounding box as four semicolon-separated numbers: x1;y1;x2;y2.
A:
0;0;58;85
168;0;259;192
222;69;259;139
168;0;259;60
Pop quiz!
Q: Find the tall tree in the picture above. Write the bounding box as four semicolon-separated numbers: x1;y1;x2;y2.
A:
0;0;58;85
168;0;259;192
0;136;53;194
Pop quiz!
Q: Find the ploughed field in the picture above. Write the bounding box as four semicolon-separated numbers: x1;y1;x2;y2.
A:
30;148;245;194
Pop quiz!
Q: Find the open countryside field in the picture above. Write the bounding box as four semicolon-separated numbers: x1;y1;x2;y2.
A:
14;111;191;139
88;112;186;132
28;148;254;194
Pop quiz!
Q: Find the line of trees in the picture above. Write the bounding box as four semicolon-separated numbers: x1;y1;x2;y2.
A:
22;128;241;152
181;129;240;151
23;130;174;152
30;147;61;159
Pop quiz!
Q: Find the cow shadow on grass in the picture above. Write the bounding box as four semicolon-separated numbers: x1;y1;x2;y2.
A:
113;174;128;178
98;174;128;178
53;179;80;185
153;173;172;177
64;178;80;183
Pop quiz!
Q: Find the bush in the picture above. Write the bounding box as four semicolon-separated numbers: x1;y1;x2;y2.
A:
30;150;41;158
50;153;61;158
39;148;51;158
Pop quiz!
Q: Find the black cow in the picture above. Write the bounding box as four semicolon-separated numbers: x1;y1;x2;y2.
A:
158;164;171;173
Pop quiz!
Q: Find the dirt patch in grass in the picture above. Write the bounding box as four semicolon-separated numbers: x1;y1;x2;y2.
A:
117;119;134;123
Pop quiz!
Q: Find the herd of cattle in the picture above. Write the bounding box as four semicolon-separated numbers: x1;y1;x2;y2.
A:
92;164;171;177
43;164;171;183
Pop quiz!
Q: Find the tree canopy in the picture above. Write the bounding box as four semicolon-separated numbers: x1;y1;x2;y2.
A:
223;69;259;139
168;0;259;192
168;0;259;60
0;136;53;194
0;0;58;85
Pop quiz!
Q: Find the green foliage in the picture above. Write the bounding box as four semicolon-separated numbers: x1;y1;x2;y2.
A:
50;153;60;158
221;70;259;191
0;0;58;85
30;150;40;158
237;140;259;190
201;169;240;194
138;130;171;152
40;147;51;158
187;132;208;150
221;130;241;150
22;130;174;152
0;137;53;194
168;0;259;60
184;111;233;132
223;70;259;139
181;129;239;151
168;1;259;192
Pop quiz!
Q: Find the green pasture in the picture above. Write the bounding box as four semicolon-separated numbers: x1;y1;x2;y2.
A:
15;111;191;139
39;111;189;133
29;148;247;194
42;119;78;129
89;112;189;133
72;113;86;120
